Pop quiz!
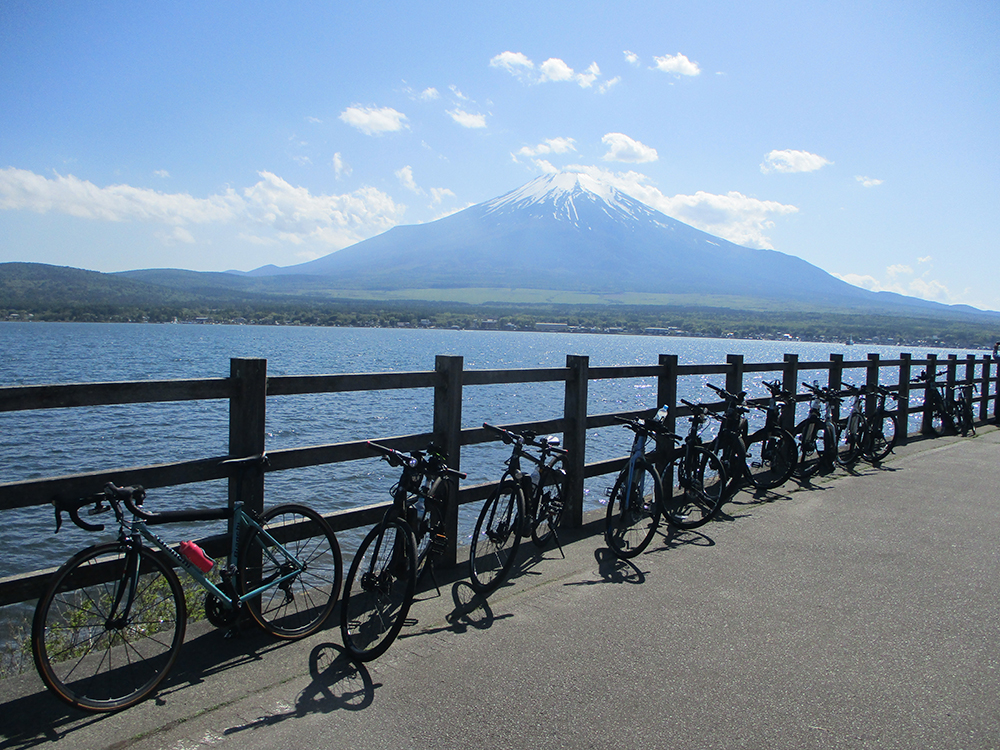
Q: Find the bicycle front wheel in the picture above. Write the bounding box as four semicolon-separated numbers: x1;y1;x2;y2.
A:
531;455;566;548
239;504;342;639
470;480;524;593
340;519;417;661
663;446;726;529
604;459;661;558
866;413;898;462
32;542;186;713
745;428;797;490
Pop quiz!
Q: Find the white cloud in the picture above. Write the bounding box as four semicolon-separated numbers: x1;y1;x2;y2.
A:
559;165;798;249
153;170;170;178
598;76;621;94
835;261;954;303
918;255;932;264
430;187;455;205
306;116;322;124
624;50;639;66
396;165;422;194
449;85;470;101
490;51;602;88
420;87;440;100
601;133;658;163
514;137;577;161
533;159;560;174
0;167;240;224
490;51;534;79
653;52;700;76
0;166;406;250
338;105;408;135
855;175;884;187
447;108;487;128
761;149;833;174
332;152;351;179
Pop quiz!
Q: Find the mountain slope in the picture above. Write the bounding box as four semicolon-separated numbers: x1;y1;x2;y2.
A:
251;172;874;307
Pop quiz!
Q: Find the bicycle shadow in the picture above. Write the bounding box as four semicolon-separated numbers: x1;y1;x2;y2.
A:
221;643;378;735
0;619;348;749
398;581;512;642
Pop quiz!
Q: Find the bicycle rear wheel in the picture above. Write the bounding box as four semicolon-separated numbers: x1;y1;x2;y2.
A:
32;542;186;712
470;480;524;593
531;455;566;548
340;519;416;661
662;446;726;529
604;459;661;558
837;412;862;466
745;428;797;490
239;504;342;639
865;413;898;462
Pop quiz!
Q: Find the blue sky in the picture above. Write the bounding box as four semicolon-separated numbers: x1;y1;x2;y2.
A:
1;1;998;310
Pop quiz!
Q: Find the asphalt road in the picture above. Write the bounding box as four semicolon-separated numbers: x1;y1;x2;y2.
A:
3;427;999;750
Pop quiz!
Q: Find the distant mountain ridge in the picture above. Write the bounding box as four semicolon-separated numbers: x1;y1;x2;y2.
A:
244;172;920;313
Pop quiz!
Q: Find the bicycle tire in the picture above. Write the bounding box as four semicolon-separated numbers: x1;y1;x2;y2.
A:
239;504;342;639
960;398;975;436
661;446;726;529
32;542;186;713
837;412;862;466
865;412;898;462
469;480;524;594
604;459;661;558
796;419;824;478
531;455;566;548
340;519;416;661
745;428;797;490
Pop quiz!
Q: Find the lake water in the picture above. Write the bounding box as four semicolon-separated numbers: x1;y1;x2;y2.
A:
0;322;985;591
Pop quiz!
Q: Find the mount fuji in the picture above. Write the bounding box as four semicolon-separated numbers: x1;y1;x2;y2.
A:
248;171;874;307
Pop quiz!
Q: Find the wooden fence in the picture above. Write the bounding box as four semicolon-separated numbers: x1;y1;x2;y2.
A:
1;350;996;607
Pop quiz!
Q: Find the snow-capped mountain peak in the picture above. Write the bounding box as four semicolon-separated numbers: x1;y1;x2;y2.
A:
482;171;661;228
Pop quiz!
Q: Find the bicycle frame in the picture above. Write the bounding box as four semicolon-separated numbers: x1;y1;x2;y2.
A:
122;502;306;614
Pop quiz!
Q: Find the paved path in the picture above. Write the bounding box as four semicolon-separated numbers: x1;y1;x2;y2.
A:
3;428;1000;750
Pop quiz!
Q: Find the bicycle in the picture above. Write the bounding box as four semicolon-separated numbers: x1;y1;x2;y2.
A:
340;442;466;661
855;384;900;462
743;381;798;488
834;383;866;466
32;455;342;713
469;423;568;593
604;404;727;559
912;369;974;436
793;382;840;478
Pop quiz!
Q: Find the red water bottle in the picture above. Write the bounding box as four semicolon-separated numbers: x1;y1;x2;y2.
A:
178;541;214;573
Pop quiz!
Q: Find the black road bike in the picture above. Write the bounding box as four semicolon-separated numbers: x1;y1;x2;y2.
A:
913;370;976;437
745;381;799;487
794;382;840;478
469;423;567;594
340;442;465;661
604;404;727;559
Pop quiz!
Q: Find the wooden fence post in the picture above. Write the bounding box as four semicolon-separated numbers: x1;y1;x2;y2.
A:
898;353;912;445
866;354;880;414
920;354;938;434
726;354;744;397
563;355;589;529
829;353;844;420
980;355;993;423
433;355;464;567
228;358;267;519
657;354;679;434
657;354;679;489
781;354;799;433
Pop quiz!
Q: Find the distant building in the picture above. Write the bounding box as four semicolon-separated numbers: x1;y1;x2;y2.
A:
535;322;569;332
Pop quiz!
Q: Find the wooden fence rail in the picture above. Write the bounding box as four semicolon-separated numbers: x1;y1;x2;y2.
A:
1;350;997;607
